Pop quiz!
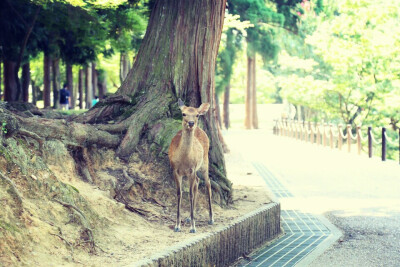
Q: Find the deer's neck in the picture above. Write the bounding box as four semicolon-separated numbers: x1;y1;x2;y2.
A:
179;129;195;154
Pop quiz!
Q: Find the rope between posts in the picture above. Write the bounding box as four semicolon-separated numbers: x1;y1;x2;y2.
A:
384;132;399;146
349;130;357;141
358;128;367;142
370;131;382;145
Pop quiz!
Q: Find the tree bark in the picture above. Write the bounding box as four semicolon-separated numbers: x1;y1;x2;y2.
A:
78;69;83;109
3;60;18;102
21;62;30;102
223;84;230;129
67;63;75;109
43;55;51;108
85;64;93;109
251;55;258;129
52;58;60;109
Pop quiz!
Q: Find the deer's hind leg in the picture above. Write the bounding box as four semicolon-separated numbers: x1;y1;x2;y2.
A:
189;173;199;233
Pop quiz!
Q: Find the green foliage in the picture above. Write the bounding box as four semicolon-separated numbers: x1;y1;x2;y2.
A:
1;122;7;135
280;0;400;128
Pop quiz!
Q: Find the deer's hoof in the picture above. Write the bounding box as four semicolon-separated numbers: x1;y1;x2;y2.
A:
208;220;214;225
185;218;191;223
174;227;181;232
189;229;196;233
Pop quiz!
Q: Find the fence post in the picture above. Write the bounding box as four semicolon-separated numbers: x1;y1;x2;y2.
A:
368;126;372;158
357;126;361;155
338;124;343;150
382;127;386;161
316;123;321;145
347;124;352;153
323;123;327;147
329;124;334;149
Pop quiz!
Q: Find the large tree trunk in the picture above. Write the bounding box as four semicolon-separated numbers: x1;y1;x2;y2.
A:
3;60;18;102
85;64;93;109
223;84;230;129
67;63;75;109
21;62;30;102
52;58;60;109
43;55;51;108
79;0;231;203
78;69;83;109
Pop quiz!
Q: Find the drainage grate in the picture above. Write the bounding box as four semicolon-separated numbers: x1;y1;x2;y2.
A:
252;162;293;198
235;163;335;266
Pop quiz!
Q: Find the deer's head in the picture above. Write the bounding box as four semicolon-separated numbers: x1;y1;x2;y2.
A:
178;98;210;131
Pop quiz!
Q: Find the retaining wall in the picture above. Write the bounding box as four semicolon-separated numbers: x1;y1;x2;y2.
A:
132;201;281;267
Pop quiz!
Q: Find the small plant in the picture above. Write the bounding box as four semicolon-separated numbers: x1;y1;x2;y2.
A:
1;122;7;135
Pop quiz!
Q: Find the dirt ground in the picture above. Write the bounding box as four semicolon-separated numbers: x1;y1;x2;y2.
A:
0;133;271;266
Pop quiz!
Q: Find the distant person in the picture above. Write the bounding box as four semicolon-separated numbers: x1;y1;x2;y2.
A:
92;96;99;107
59;83;71;110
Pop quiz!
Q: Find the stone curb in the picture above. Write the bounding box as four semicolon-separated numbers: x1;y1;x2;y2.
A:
131;201;281;267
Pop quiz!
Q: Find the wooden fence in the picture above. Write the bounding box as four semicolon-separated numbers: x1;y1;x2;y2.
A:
273;120;400;164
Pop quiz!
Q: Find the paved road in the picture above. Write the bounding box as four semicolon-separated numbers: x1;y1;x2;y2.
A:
224;129;400;266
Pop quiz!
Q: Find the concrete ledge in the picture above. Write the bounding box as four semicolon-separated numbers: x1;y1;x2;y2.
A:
132;202;281;267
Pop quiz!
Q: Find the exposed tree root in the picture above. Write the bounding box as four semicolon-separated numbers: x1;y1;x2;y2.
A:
0;171;23;214
53;199;96;253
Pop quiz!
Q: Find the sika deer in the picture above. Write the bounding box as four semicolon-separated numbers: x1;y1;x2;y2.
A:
168;99;213;233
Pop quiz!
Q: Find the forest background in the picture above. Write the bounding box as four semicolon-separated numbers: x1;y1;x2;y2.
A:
0;0;399;152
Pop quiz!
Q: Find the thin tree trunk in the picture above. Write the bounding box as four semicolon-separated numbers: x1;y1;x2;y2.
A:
52;58;60;109
251;55;258;129
215;93;222;128
67;63;75;109
119;53;130;84
92;63;97;99
223;84;230;129
43;55;51;108
0;61;2;98
85;64;92;109
78;69;83;109
98;74;107;100
31;79;37;105
3;60;18;102
245;56;253;129
21;62;30;102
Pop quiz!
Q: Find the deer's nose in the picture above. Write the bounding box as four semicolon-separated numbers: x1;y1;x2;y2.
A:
188;121;195;127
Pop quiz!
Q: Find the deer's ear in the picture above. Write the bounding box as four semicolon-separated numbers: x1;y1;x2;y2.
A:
198;103;210;115
178;98;185;110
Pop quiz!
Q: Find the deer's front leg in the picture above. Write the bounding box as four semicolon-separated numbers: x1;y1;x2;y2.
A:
174;171;182;232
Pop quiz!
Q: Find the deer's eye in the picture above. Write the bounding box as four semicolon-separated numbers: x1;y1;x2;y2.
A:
182;113;186;117
196;114;199;118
